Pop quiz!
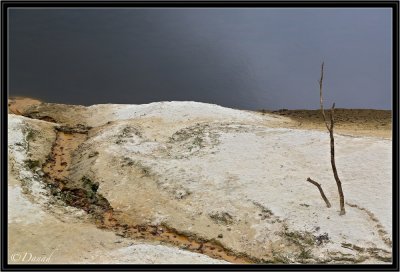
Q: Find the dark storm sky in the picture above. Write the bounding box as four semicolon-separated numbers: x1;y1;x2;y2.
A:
8;8;392;110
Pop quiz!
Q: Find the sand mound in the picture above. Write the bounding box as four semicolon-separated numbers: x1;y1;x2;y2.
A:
8;101;392;264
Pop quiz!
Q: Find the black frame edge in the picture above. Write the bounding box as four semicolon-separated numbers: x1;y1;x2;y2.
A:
1;1;398;271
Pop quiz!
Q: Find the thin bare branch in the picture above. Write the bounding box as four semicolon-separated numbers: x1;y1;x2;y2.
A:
330;102;335;131
306;177;331;208
319;62;330;131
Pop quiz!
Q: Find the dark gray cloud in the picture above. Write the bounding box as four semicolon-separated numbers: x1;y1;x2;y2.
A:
8;8;392;110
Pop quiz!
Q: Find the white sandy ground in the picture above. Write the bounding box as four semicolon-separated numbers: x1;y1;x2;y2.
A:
8;114;227;264
8;101;393;264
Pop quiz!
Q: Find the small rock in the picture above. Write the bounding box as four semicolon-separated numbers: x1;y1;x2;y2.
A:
315;232;329;246
209;211;234;225
218;234;223;238
174;189;190;199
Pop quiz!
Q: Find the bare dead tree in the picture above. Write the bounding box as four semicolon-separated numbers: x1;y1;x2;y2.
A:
309;62;345;215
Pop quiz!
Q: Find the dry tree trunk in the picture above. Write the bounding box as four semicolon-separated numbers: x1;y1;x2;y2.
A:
317;62;346;215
